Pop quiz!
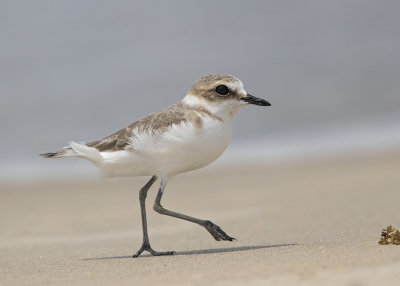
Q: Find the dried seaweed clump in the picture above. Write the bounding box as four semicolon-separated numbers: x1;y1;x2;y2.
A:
378;225;400;245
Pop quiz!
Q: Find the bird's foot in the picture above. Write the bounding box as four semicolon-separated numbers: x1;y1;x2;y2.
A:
132;243;175;258
203;220;236;241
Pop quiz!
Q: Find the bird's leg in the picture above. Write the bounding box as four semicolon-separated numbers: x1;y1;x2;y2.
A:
132;176;175;258
153;177;235;241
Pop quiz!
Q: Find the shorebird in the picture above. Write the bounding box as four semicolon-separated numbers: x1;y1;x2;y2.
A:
41;74;270;257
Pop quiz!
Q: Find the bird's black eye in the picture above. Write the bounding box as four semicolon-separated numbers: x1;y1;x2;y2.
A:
215;85;229;96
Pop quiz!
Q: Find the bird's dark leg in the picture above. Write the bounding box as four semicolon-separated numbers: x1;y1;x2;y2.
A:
132;176;175;258
153;177;235;241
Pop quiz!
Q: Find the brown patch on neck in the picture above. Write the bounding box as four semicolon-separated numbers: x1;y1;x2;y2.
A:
180;102;223;122
193;115;203;130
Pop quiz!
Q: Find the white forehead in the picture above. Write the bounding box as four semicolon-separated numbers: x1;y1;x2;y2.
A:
226;79;246;95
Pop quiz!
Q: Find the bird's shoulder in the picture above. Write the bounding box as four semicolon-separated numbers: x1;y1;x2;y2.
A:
86;102;221;152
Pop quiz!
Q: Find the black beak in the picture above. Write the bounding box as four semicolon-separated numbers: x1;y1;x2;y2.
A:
241;93;271;106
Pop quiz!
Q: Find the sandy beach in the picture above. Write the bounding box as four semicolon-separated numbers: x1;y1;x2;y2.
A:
1;149;400;286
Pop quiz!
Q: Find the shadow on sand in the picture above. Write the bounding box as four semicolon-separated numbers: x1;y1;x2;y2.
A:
82;243;298;260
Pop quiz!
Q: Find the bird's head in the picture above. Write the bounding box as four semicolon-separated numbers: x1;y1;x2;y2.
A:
183;74;270;120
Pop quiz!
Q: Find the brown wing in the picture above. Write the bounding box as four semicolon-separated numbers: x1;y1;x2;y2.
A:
86;103;188;152
86;126;133;152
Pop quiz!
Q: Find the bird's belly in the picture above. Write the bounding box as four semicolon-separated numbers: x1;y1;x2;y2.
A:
152;126;232;176
159;137;229;174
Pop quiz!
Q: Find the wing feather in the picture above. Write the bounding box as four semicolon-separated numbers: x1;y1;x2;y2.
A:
86;103;187;152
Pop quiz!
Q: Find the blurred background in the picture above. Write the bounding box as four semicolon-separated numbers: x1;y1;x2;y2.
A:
1;0;400;182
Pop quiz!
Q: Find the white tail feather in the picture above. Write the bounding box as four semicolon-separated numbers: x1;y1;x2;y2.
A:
68;141;103;161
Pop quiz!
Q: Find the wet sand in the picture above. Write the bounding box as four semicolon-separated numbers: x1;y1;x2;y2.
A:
1;150;400;285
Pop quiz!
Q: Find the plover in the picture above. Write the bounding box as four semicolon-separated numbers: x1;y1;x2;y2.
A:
41;74;270;257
